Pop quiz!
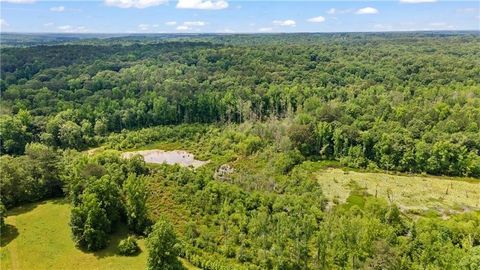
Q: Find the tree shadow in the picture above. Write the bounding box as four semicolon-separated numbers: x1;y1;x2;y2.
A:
1;224;19;247
5;198;69;223
49;197;70;205
92;224;142;259
7;202;41;216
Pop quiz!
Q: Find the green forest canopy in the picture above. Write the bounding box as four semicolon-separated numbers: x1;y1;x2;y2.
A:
1;33;480;270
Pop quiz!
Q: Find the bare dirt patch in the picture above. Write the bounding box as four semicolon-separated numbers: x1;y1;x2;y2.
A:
122;150;208;168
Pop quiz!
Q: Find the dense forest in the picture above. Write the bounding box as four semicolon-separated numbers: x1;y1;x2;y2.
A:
1;33;479;176
1;33;480;269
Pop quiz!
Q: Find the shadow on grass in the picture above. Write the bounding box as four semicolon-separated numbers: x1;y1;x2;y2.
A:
7;202;41;216
6;198;68;217
92;224;142;259
1;224;19;247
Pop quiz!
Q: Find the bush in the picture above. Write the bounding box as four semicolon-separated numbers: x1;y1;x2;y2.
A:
118;236;140;256
240;135;264;156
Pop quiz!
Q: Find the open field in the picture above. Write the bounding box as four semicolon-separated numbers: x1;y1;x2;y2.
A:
317;168;480;215
0;200;198;270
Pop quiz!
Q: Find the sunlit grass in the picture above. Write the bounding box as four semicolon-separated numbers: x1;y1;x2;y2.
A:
316;168;480;215
0;199;198;270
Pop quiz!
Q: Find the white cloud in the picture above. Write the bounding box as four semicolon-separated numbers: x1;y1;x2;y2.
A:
184;21;206;26
50;6;65;12
355;7;379;15
373;24;393;30
165;21;177;26
307;16;325;23
57;25;87;33
425;22;455;30
0;0;36;3
174;21;207;31
176;0;228;10
104;0;167;9
400;0;437;3
176;25;191;31
429;22;447;27
138;23;149;30
58;25;72;30
326;8;353;15
1;19;9;27
43;22;54;27
456;8;478;14
258;27;273;32
218;28;234;33
273;19;296;27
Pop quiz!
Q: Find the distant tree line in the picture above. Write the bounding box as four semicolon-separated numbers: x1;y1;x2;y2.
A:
1;34;479;176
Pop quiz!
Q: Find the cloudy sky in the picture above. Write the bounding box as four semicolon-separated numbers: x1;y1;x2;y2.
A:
0;0;479;33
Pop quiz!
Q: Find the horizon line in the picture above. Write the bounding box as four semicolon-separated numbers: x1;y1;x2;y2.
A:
1;29;479;35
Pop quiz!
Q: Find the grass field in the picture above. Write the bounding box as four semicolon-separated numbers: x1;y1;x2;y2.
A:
317;168;480;215
0;199;198;270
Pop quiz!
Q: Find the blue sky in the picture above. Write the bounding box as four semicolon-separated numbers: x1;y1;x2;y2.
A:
1;0;479;33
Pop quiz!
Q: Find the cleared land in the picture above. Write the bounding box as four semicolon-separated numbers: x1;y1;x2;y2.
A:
317;168;480;214
122;149;208;168
0;200;198;270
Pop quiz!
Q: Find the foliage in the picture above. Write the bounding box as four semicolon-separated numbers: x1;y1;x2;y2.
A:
1;33;479;177
0;202;5;228
0;33;479;269
123;173;151;234
0;143;63;208
71;193;111;251
67;151;149;251
118;236;140;256
0;200;155;270
147;219;182;270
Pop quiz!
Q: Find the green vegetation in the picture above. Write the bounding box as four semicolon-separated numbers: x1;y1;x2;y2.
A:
0;200;200;270
2;33;479;176
117;236;140;256
1;33;479;269
147;219;182;270
0;200;148;270
316;168;480;213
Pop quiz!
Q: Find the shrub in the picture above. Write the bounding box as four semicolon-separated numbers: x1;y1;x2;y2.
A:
118;236;140;256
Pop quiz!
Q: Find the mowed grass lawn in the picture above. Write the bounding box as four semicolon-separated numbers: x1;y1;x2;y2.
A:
0;199;198;270
317;168;480;214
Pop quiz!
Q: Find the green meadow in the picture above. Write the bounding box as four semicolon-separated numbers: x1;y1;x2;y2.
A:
0;200;198;270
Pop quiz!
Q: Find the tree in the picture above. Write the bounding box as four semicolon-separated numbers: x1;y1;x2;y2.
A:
460;246;480;270
94;119;108;136
147;219;182;270
59;121;83;149
25;143;63;198
365;241;402;270
0;202;6;228
70;193;110;251
288;123;316;156
123;173;150;234
0;114;31;155
84;176;123;225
